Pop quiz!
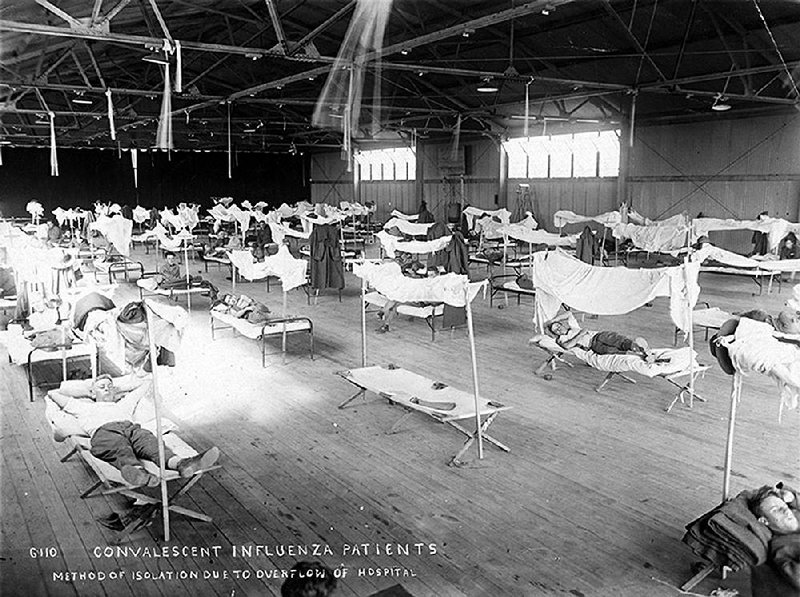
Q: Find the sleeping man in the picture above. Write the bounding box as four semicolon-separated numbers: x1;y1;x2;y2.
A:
749;485;800;596
47;374;219;488
546;311;656;362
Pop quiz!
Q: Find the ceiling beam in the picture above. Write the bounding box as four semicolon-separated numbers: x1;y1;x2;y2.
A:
0;19;324;61
670;0;698;80
264;0;288;55
377;0;576;61
601;0;668;83
91;0;104;25
98;0;132;27
288;1;356;57
145;0;174;43
34;0;85;30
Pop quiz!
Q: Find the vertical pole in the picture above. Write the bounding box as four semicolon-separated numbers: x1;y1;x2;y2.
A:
685;220;695;406
464;287;484;460
183;241;191;312
144;303;170;541
722;373;740;501
361;275;367;367
281;289;288;365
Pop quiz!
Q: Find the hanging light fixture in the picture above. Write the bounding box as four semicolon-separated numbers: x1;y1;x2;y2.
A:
142;50;170;65
711;93;731;111
477;77;499;93
71;90;93;105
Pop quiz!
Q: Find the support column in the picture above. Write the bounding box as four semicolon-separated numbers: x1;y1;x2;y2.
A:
498;140;507;209
616;93;636;208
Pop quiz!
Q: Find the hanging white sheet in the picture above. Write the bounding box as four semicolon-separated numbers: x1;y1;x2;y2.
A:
227;245;307;291
390;209;418;221
499;225;578;247
611;222;689;252
353;261;486;307
90;215;133;256
531;249;699;332
383;218;435;236
377;231;451;258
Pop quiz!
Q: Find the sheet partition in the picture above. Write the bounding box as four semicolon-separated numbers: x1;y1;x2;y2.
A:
89;215;133;257
499;224;578;247
531;249;699;331
353;261;486;306
227;245;308;291
376;231;451;258
383;218;435;236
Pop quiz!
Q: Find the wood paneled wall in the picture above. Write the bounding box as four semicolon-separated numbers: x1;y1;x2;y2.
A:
629;113;800;252
276;113;799;246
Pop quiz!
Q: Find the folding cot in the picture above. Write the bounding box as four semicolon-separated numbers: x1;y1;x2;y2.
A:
488;274;536;307
136;277;210;312
673;304;733;345
363;290;444;340
699;264;780;295
93;256;144;284
530;335;708;412
209;309;313;365
1;327;97;401
60;433;219;543
338;365;511;466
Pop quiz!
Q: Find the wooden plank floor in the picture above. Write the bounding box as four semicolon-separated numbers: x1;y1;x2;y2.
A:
1;246;798;597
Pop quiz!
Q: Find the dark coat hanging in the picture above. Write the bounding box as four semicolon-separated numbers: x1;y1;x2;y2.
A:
309;223;345;290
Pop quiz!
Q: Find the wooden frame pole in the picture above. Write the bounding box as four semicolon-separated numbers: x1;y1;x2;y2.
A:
144;302;171;541
361;275;367;367
464;286;484;460
722;373;741;501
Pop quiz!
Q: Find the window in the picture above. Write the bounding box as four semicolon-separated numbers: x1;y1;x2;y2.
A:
597;130;621;178
502;129;620;178
356;147;416;181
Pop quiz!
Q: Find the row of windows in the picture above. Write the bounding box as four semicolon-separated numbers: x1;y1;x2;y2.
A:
503;130;620;179
354;130;621;181
355;147;416;181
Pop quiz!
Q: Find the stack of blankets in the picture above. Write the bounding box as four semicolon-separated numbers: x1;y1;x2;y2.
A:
682;490;772;570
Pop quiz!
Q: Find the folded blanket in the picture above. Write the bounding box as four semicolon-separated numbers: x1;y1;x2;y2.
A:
682;491;771;570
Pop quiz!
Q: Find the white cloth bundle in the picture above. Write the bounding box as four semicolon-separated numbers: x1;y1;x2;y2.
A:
90;215;133;256
463;207;511;232
132;206;150;224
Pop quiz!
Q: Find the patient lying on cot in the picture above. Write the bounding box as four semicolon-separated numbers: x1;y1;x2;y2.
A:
211;293;272;324
47;374;219;488
545;312;656;363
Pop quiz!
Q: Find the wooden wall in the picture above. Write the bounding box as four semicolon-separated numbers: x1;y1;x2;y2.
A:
629;113;800;252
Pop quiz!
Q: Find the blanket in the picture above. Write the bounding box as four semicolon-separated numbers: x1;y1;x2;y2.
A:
682;490;771;571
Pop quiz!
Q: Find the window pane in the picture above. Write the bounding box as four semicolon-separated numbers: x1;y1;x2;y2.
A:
598;130;620;177
572;132;598;177
506;140;528;178
549;134;572;178
527;137;549;178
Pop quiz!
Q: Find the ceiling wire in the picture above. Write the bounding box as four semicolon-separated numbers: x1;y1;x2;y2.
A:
752;0;800;98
